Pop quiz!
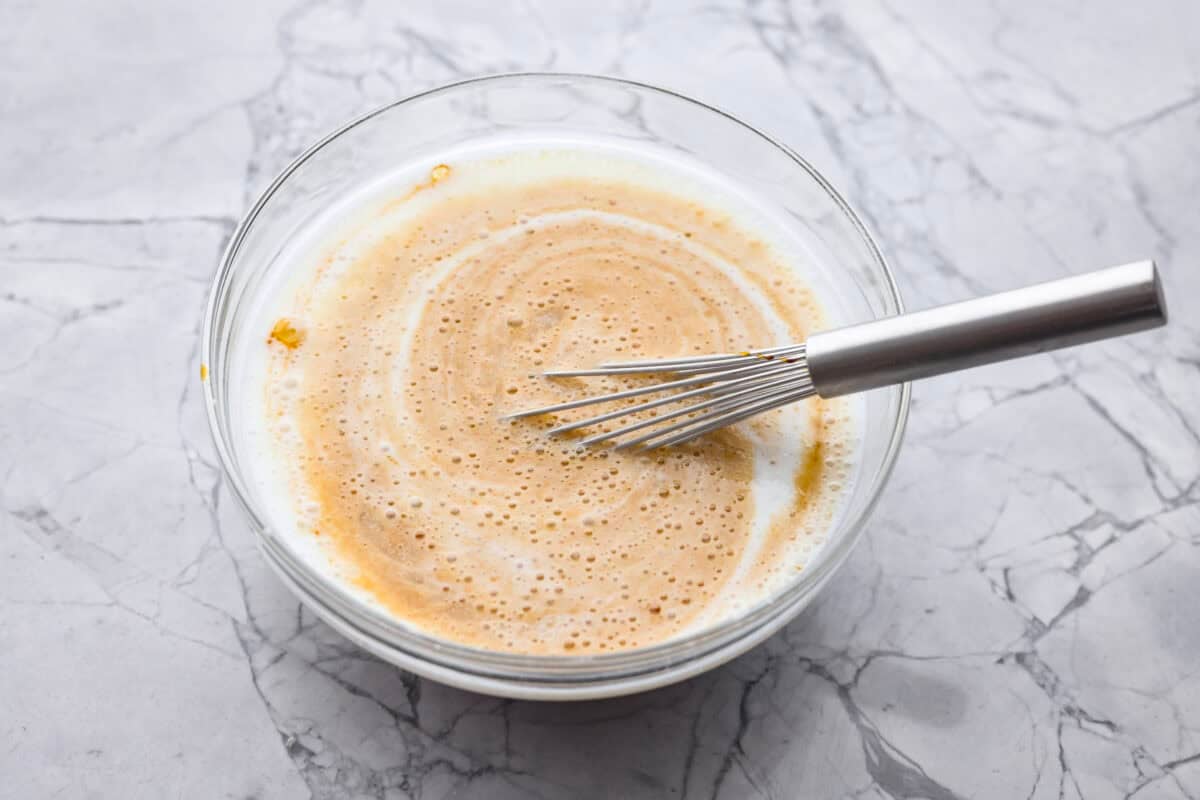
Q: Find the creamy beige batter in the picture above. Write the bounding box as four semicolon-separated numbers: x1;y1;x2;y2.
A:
257;147;854;654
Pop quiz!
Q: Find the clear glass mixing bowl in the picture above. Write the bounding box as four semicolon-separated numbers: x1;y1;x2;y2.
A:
202;73;908;700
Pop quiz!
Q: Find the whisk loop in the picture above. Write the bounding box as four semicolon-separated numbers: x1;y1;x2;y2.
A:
507;345;815;450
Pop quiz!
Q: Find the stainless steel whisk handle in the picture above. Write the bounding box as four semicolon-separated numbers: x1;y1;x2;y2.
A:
806;260;1168;398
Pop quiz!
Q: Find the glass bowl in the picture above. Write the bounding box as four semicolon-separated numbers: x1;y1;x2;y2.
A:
202;73;908;700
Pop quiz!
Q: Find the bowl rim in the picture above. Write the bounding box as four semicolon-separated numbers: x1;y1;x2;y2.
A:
201;71;910;685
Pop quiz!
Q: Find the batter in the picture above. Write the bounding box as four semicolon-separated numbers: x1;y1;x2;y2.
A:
246;145;856;654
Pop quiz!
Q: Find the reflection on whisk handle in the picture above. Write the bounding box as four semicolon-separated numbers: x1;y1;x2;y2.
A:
806;260;1168;398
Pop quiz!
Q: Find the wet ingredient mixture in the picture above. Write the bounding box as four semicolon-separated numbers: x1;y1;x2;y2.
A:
257;147;855;654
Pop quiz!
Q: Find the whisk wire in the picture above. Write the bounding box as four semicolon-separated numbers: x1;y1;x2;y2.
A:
509;356;802;421
615;382;816;450
508;345;814;449
597;343;807;371
575;372;813;446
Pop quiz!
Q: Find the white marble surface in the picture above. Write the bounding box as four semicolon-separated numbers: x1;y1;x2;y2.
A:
2;1;1198;797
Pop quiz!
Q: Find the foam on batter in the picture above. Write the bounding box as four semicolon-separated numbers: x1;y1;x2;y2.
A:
235;142;860;654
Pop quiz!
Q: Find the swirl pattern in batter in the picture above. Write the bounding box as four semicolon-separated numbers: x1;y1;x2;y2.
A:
258;147;855;654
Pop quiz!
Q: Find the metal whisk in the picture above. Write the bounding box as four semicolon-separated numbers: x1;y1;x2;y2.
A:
510;261;1167;449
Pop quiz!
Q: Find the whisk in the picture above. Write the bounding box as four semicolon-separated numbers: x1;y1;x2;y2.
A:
510;261;1168;449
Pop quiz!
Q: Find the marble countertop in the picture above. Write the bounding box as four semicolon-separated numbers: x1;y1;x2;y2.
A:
3;1;1198;797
